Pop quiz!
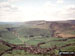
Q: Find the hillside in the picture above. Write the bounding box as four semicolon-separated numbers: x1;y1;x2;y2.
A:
0;20;75;43
23;20;75;38
0;20;75;56
0;37;75;56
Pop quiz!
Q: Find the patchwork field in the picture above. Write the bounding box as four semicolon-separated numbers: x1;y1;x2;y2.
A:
0;20;75;56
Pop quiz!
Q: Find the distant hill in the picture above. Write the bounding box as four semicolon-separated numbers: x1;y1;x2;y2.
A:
0;20;75;56
0;20;75;42
23;20;75;38
68;20;75;24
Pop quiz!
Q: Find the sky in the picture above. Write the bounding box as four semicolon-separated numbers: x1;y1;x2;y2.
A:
0;0;75;22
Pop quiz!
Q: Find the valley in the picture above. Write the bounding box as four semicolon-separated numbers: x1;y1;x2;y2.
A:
0;20;75;56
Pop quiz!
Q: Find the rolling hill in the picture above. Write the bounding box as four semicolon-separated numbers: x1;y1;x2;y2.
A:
0;20;75;56
23;20;75;38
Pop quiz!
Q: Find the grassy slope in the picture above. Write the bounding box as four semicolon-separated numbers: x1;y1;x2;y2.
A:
0;22;75;56
0;43;9;54
1;37;75;56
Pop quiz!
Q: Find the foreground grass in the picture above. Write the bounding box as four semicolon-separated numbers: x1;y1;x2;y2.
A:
2;50;48;56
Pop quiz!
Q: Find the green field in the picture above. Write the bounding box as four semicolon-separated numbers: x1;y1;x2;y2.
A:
0;22;75;56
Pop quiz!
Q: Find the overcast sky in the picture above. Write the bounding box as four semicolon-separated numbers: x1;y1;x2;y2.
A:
0;0;75;22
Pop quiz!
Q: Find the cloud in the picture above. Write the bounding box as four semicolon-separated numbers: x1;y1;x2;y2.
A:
0;1;75;22
55;5;75;20
26;1;59;21
34;1;75;21
57;0;64;4
7;0;24;3
0;2;18;12
0;1;24;22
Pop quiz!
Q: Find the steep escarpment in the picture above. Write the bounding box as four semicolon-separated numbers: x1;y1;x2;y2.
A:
49;22;75;38
24;20;75;38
